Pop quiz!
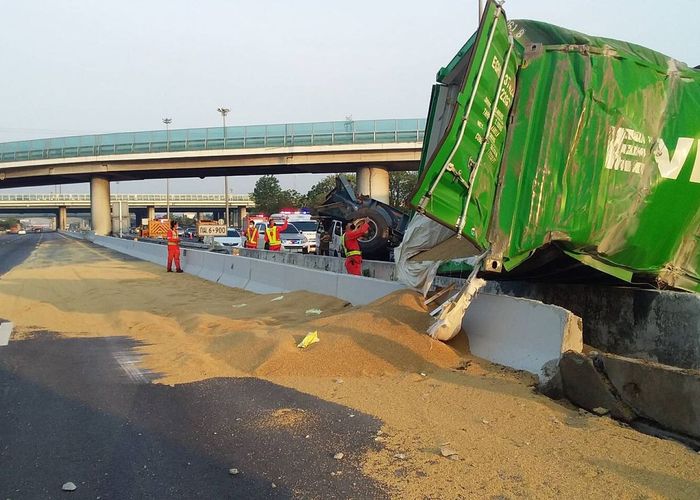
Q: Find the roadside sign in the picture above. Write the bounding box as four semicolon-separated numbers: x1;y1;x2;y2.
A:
198;224;226;237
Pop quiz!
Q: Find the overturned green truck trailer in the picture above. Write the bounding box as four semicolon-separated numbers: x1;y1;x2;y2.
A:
410;0;700;293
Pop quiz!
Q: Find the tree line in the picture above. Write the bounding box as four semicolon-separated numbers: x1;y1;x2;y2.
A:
251;171;418;215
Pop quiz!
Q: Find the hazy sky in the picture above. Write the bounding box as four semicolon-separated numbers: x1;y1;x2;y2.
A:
1;0;697;195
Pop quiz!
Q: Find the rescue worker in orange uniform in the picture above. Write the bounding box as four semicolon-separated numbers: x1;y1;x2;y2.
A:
166;220;183;273
264;217;288;251
341;218;370;276
244;220;259;249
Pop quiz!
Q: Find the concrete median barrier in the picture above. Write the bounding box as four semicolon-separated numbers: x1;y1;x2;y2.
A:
284;264;340;298
218;257;252;289
91;236;408;305
182;248;206;275
462;293;583;382
247;258;289;294
196;252;227;282
336;274;406;305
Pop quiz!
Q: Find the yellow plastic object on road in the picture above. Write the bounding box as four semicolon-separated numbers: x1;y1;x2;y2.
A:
297;331;320;349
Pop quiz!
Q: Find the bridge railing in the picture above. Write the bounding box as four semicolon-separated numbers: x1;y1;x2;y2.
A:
0;193;253;202
0;118;425;163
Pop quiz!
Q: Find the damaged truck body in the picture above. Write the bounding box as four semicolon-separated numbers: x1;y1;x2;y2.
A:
410;0;700;293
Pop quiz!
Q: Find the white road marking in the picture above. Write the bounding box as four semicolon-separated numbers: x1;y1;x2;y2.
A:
0;322;14;346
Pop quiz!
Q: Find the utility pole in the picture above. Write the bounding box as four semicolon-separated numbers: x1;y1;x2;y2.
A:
217;107;231;227
162;118;172;220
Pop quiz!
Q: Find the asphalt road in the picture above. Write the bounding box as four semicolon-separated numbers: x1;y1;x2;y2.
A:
0;235;387;499
0;231;55;276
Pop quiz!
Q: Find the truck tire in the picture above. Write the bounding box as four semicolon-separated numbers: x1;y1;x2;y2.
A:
352;207;390;260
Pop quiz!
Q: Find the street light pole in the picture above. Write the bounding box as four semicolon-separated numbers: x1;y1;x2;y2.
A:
217;107;231;228
162;118;172;220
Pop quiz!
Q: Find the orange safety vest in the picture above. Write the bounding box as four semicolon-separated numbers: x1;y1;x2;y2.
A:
167;229;180;246
265;226;281;246
245;226;258;245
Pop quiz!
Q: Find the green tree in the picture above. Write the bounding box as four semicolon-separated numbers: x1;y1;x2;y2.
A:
389;171;418;210
0;217;20;230
251;175;283;214
278;189;303;209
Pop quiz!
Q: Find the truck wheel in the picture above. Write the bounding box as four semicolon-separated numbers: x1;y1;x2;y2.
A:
352;207;390;260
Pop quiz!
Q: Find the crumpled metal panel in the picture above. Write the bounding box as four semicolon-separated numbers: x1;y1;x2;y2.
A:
410;0;700;293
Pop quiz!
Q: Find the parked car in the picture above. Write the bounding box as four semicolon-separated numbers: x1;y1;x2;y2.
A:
17;229;27;235
183;227;198;240
279;223;309;252
213;228;242;247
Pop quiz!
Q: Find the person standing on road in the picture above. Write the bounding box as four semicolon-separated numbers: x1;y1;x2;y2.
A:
265;217;288;251
318;228;331;256
244;220;259;249
341;218;370;276
166;221;183;273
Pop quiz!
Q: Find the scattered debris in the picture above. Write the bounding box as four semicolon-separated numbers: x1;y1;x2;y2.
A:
231;303;248;308
374;436;386;443
481;419;490;425
349;414;355;418
439;446;459;459
334;378;344;384
297;331;320;349
305;308;322;315
593;407;610;416
455;360;473;371
420;372;427;377
305;434;310;439
62;482;77;491
228;468;239;475
333;452;344;460
393;453;407;460
271;296;285;302
271;482;277;488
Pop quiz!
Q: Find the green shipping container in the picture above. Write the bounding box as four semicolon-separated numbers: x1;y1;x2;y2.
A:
411;0;700;293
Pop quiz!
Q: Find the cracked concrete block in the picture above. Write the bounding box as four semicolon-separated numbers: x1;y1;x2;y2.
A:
601;353;700;439
559;351;636;422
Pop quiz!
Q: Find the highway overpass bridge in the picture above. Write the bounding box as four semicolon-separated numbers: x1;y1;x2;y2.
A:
0;118;424;234
0;193;255;228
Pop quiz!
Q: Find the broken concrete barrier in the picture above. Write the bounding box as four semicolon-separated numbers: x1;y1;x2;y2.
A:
559;351;636;422
560;350;700;440
600;353;700;440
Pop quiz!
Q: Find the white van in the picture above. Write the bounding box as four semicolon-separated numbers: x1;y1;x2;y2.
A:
269;213;319;253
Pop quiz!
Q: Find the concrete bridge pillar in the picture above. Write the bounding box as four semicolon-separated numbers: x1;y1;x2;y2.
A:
238;206;247;227
147;206;156;221
57;206;67;231
356;166;390;204
90;176;111;235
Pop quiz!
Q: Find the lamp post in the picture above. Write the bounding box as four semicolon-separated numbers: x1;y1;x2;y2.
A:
162;118;172;219
217;107;230;227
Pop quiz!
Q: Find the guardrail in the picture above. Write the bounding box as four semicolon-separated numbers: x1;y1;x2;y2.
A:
0;118;426;163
